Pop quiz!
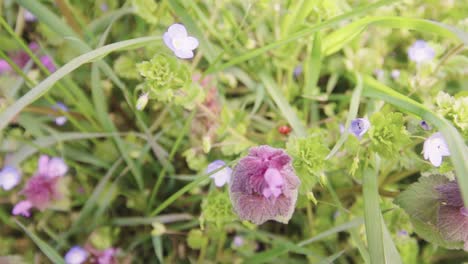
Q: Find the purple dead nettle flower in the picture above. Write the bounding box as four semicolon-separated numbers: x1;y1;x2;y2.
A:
206;160;232;187
65;246;89;264
40;55;56;72
408;40;435;64
229;145;300;225
163;24;199;59
0;166;21;191
435;181;468;251
53;102;69;126
422;132;450;167
420;120;431;131
12;155;68;217
24;9;37;22
349;118;371;139
0;60;12;73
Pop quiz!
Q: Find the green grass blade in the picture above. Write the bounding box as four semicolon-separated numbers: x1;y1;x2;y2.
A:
363;166;386;263
15;220;65;264
323;16;468;56
207;0;398;73
152;236;164;264
259;72;307;137
0;36;160;132
362;75;468;206
382;216;402;264
318;250;346;264
326;73;362;159
7;132;129;166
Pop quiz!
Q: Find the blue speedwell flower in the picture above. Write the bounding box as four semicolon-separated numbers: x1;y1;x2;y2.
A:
65;246;88;264
349;118;370;139
422;132;450;167
0;166;21;191
163;24;199;59
206;160;232;187
408;40;435;64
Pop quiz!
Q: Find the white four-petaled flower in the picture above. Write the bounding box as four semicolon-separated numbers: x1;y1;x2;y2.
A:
206;160;232;187
163;24;199;59
423;132;450;167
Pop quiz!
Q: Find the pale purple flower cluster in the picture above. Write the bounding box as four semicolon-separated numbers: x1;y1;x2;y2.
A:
229;146;300;225
435;181;468;251
408;40;435;64
12;155;67;217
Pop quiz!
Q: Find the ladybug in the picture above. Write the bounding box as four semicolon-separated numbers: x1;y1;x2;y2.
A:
278;125;292;135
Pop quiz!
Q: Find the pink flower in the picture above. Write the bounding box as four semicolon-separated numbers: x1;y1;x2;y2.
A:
229;145;300;225
37;155;68;179
85;245;119;264
11;155;67;217
22;175;61;210
436;181;468;251
40;55;56;72
12;200;33;217
0;60;12;73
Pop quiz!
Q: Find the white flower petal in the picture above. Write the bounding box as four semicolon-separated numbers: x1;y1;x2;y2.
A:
163;32;174;50
429;152;443;167
167;23;187;38
174;49;194;59
184;36;199;50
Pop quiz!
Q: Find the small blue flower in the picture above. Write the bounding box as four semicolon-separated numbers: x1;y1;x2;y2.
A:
206;160;232;187
349;118;371;139
408;40;435;63
420;120;431;130
53;102;68;126
0;166;21;191
64;246;88;264
293;65;303;78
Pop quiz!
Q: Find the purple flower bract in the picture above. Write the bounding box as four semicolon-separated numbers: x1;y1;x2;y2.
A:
229;145;300;225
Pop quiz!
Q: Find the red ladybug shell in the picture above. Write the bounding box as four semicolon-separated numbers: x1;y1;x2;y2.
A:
278;125;292;135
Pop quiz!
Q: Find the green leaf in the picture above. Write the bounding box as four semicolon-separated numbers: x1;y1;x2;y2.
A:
15;220;65;264
362;166;385;263
394;175;463;250
394;174;448;223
